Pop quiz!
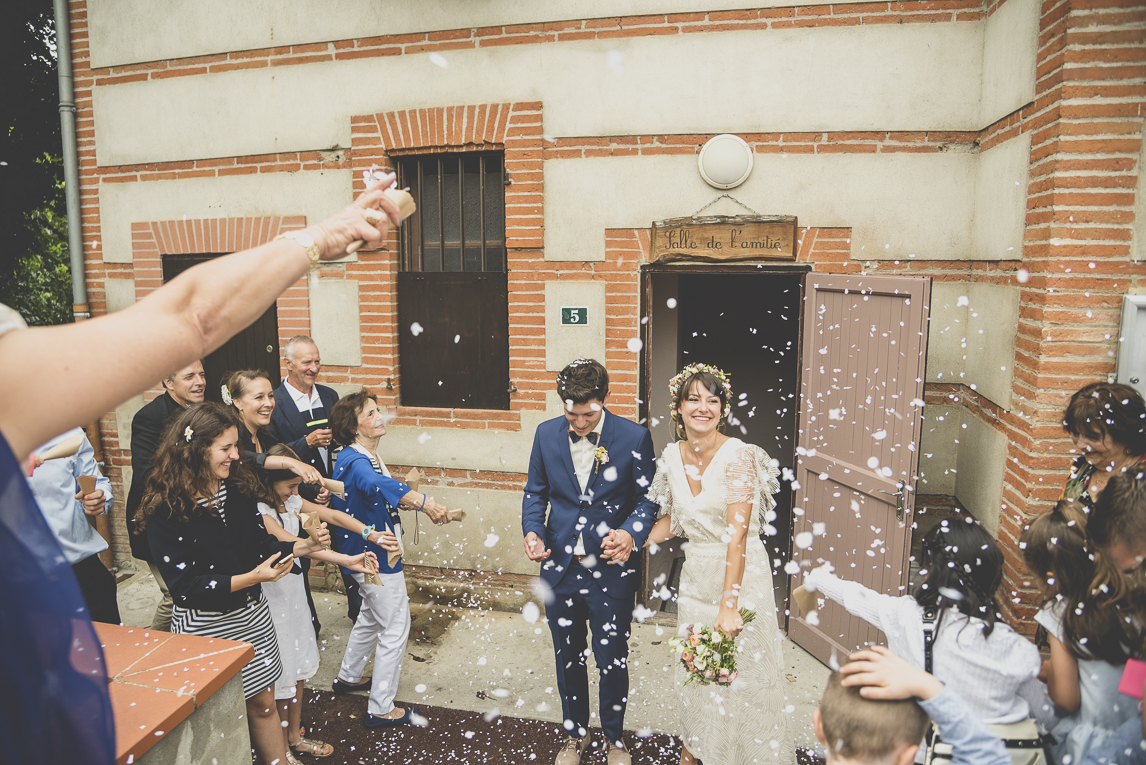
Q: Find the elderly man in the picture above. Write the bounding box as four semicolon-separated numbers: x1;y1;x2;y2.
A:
271;335;340;477
125;360;205;631
28;428;119;624
271;335;346;630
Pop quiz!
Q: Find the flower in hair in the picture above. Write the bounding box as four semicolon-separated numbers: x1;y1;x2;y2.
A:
183;426;194;442
669;363;733;425
220;385;233;406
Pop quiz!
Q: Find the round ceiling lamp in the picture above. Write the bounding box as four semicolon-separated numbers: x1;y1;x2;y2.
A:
697;134;753;190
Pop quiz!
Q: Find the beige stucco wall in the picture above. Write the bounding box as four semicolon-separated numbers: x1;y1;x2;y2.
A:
549;152;981;262
381;410;548;476
103;277;136;313
980;0;1039;127
973;133;1031;262
97;170;351;263
917;404;960;497
1134;133;1146;263
544;281;607;372
88;0;933;69
953;411;1009;535
310;278;362;367
926;282;1020;409
916;403;1008;534
399;485;533;575
93;24;993;169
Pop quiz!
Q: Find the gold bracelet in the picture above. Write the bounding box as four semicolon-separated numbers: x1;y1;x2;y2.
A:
275;230;321;269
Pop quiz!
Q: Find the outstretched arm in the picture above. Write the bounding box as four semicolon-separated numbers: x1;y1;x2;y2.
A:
0;179;402;460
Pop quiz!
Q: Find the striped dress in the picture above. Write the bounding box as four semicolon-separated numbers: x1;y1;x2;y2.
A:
168;486;283;699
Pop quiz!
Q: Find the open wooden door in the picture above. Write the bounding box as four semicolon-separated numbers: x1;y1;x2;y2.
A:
787;273;931;665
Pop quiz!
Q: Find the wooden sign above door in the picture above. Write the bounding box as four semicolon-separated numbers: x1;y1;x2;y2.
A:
650;214;798;264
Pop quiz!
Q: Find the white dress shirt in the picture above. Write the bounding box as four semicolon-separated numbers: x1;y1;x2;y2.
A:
284;378;329;469
27;428;112;565
568;410;606;555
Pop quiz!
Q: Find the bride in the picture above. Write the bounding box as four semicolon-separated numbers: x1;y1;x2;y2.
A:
626;363;792;764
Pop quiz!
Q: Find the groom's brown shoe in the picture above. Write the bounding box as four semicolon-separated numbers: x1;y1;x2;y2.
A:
606;742;631;765
555;732;592;765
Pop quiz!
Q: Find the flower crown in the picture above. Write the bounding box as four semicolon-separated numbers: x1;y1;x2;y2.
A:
669;363;733;425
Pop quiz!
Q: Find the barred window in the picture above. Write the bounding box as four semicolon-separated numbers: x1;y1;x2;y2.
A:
395;151;510;410
397;152;505;273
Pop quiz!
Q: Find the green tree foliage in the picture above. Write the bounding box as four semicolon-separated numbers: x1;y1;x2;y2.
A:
0;0;72;325
0;179;71;326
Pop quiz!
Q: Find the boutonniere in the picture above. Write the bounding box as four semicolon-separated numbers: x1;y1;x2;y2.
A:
593;445;610;474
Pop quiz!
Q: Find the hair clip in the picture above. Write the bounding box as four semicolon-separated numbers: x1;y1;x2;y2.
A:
221;385;233;406
183;426;194;442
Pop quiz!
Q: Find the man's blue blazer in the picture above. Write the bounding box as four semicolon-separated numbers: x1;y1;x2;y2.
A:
521;409;658;600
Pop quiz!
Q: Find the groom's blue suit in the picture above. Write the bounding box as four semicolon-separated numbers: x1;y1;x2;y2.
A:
521;409;657;744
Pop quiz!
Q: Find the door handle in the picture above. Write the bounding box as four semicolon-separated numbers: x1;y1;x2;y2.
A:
878;480;907;522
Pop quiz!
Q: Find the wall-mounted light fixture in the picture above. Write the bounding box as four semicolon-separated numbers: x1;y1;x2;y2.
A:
697;134;753;190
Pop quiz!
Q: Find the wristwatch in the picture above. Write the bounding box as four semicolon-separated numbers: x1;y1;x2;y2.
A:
275;230;321;269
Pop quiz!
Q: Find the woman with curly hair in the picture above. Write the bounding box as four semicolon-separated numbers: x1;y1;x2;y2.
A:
137;402;371;765
1061;381;1146;511
643;363;793;764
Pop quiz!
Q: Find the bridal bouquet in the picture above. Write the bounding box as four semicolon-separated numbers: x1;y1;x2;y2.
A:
669;608;756;686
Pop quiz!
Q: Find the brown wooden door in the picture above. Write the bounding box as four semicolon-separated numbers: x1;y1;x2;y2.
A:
787;273;931;665
162;254;280;400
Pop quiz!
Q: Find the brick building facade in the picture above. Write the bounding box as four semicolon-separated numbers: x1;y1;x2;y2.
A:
65;0;1146;650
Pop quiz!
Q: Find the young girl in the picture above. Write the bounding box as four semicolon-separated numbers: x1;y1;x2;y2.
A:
801;516;1054;758
1022;499;1141;765
257;443;400;761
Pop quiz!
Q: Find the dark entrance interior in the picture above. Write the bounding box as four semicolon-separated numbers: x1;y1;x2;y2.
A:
162;254;280;401
640;266;805;615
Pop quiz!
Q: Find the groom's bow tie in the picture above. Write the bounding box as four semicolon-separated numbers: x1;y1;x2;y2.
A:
569;431;599;445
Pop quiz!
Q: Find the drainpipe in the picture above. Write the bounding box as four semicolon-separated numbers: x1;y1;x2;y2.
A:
54;0;113;569
53;0;87;321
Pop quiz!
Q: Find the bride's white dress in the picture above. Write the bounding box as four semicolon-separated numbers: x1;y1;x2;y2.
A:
650;437;794;764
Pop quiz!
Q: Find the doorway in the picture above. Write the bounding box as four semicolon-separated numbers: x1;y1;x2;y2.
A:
639;265;807;616
162;254;281;401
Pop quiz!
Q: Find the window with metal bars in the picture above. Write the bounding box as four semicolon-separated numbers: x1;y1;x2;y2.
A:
396;152;505;272
394;151;511;409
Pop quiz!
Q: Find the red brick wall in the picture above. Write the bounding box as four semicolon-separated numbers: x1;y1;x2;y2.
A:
991;0;1146;629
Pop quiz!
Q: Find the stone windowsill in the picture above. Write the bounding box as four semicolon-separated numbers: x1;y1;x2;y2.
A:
94;623;253;765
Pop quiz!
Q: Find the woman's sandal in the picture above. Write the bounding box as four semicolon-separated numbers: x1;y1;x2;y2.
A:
291;737;334;758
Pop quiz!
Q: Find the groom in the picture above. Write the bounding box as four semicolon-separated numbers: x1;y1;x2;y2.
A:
521;359;658;765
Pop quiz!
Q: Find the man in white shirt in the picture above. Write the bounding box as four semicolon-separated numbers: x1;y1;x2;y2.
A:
271;335;345;630
28;427;119;624
272;335;339;477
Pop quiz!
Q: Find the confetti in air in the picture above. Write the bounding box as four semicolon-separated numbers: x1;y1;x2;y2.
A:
428;52;449;68
410;322;425;336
